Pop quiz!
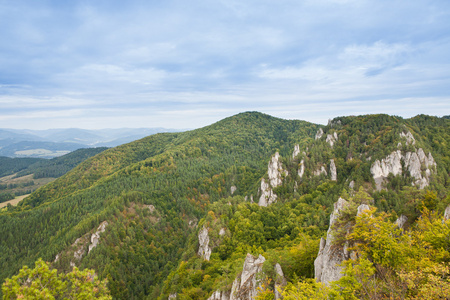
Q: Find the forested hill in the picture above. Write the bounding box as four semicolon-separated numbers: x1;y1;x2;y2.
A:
0;112;320;299
0;112;449;299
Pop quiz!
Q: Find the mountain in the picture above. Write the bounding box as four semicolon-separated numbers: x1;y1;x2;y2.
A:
0;112;449;299
0;128;182;158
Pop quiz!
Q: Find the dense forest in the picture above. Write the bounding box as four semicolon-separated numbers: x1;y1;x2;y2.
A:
0;112;449;299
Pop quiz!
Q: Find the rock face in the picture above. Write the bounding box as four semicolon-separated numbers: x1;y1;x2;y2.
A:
315;200;372;285
315;128;324;140
207;291;230;300
371;149;436;190
259;152;287;207
395;215;408;229
292;144;300;159
444;205;450;222
274;263;287;300
326;132;338;147
231;186;237;195
230;254;266;300
208;254;267;300
400;131;415;145
298;159;305;178
314;165;328;176
198;226;212;261
330;159;337;181
314;197;349;284
88;221;108;254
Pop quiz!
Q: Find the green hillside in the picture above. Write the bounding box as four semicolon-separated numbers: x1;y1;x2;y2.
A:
1;112;449;299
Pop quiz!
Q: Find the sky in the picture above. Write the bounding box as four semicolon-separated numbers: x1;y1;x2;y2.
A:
0;0;449;130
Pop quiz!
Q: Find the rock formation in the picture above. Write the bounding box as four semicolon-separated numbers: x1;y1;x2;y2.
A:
330;159;337;181
231;185;237;195
274;263;287;300
444;205;450;222
88;221;108;254
314;165;327;176
371;148;436;190
314;197;349;284
326;132;338;147
395;215;407;229
315;128;324;140
207;254;267;300
207;291;230;300
198;226;212;261
298;159;305;178
259;152;287;207
400;131;415;145
292;144;300;159
230;254;266;300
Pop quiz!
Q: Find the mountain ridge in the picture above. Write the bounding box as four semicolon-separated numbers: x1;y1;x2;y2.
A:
1;112;449;299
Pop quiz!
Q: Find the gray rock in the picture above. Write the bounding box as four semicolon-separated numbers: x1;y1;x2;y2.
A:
298;159;305;178
314;165;328;176
230;254;266;300
314;197;349;285
315;128;324;140
274;263;287;300
444;205;450;222
231;185;237;195
357;204;370;216
400;131;415;145
207;291;230;300
88;221;108;254
198;226;212;261
292;144;300;159
330;159;337;181
258;178;277;207
395;215;407;229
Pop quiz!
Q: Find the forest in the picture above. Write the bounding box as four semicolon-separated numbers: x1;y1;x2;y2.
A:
0;112;449;299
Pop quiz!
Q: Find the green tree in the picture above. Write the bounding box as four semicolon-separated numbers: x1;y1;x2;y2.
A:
2;258;111;300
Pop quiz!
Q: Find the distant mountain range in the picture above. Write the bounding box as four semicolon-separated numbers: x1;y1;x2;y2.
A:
0;128;183;158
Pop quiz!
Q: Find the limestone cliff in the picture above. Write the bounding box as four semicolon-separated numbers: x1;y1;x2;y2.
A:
371;148;436;190
314;197;349;284
198;225;212;261
259;152;288;207
315;198;371;285
207;253;267;300
330;159;337;181
88;221;108;254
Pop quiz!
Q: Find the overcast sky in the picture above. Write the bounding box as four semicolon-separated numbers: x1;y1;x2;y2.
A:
1;0;449;129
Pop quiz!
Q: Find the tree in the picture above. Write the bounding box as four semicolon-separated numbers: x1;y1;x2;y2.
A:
2;258;111;300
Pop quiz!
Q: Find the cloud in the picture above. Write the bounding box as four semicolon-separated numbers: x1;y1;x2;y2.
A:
0;0;449;129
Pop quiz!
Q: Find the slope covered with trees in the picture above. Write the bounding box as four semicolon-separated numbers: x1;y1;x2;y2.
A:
1;112;448;299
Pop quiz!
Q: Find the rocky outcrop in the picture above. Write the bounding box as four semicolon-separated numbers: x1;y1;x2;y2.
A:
314;197;349;284
314;165;327;176
326;132;338;147
292;144;300;159
168;293;177;299
395;215;407;229
315;128;324;140
73;238;85;260
357;204;370;216
444;205;450;222
400;131;415;145
88;221;108;254
274;263;287;300
231;186;237;195
207;291;230;300
330;159;337;181
371;149;436;190
230;254;266;300
259;152;287;207
315;200;372;285
259;178;277;207
198;226;212;261
298;159;305;178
